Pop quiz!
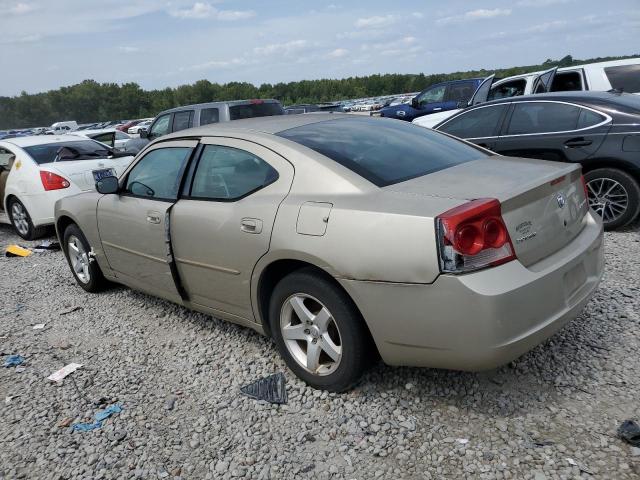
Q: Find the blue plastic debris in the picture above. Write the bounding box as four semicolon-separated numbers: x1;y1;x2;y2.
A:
3;355;25;367
72;404;123;432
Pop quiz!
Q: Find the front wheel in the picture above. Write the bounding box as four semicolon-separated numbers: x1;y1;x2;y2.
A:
63;224;107;292
269;268;371;392
585;168;640;230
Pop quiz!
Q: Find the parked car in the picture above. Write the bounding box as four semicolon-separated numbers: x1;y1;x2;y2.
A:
74;129;134;152
428;91;640;229
54;114;603;391
414;58;640;128
379;78;484;121
50;121;79;134
284;104;342;115
127;119;153;135
142;99;284;141
0;135;134;239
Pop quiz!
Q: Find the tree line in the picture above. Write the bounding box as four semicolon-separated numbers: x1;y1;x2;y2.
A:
0;54;636;129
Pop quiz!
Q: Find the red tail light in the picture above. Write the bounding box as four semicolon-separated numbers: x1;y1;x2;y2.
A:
436;198;516;274
581;175;589;201
40;171;70;191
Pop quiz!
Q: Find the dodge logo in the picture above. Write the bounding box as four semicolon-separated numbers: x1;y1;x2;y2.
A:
556;193;566;209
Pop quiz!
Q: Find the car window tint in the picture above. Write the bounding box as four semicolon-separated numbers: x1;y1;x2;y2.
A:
439;105;507;139
487;79;526;101
200;108;219;125
507;102;581;135
605;64;640;93
550;71;583;92
577;108;605;129
24;140;111;164
416;85;446;106
229;102;284;120
91;133;114;146
150;114;171;138
115;131;128;140
125;147;191;200
172;110;194;132
446;82;476;103
277;117;487;187
190;145;278;200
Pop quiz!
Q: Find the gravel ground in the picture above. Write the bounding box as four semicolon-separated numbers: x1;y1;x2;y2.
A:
1;221;639;480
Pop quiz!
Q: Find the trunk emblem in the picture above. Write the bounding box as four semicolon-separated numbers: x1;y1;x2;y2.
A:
556;193;566;209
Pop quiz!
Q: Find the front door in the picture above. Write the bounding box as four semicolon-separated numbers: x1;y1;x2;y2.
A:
170;138;294;321
97;140;197;302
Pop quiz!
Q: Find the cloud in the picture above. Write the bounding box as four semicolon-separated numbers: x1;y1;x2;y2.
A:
184;57;249;72
355;14;399;28
438;8;511;25
525;20;568;33
253;40;308;56
169;2;255;21
8;2;35;15
326;48;348;58
517;0;573;6
361;36;422;57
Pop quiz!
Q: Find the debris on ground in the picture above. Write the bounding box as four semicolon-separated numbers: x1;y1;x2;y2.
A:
58;418;73;428
164;396;177;411
617;420;640;446
59;306;83;316
3;355;25;367
240;372;288;404
5;245;32;257
34;240;61;252
47;363;83;382
32;323;46;330
72;404;123;432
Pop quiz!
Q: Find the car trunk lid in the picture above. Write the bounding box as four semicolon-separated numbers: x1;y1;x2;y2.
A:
386;156;589;267
43;156;133;191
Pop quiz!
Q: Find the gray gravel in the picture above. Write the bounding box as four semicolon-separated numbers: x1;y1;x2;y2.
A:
1;221;639;479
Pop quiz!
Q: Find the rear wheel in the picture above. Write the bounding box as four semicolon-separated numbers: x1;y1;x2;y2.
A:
269;268;370;392
63;224;106;292
8;197;47;240
585;168;640;230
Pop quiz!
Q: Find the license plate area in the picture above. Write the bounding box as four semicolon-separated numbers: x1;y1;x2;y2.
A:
92;168;116;182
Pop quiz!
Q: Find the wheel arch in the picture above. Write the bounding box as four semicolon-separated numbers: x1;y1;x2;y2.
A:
581;158;640;183
55;215;76;244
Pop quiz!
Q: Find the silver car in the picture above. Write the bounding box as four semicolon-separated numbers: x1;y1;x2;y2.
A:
54;115;604;391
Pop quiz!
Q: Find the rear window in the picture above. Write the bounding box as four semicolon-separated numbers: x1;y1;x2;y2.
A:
277;117;487;187
605;64;640;93
229;102;284;120
24;140;111;164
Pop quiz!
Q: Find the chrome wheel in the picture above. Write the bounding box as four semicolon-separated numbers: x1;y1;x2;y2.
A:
279;293;342;376
10;201;29;236
67;235;91;284
587;177;629;224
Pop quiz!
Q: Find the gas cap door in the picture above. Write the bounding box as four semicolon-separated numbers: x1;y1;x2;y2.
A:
296;202;333;236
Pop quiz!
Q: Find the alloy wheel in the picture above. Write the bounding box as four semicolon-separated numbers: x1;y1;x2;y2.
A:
67;235;91;284
586;177;629;224
10;202;29;236
279;293;343;376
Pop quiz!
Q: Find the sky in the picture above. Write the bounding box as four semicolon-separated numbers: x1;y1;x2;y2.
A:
0;0;638;97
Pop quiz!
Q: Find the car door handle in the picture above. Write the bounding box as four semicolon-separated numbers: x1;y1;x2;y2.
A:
240;218;263;234
564;138;592;148
432;107;442;111
146;213;161;224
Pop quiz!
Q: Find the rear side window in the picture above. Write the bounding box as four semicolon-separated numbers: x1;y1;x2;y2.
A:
605;64;640;93
277;117;487;187
577;108;605;129
229;102;284;120
172;110;194;132
507;102;581;135
446;82;476;103
438;105;507;139
200;108;219;126
24;140;111;164
189;145;278;200
551;71;583;92
125;147;191;200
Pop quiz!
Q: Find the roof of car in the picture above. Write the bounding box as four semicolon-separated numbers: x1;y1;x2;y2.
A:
477;90;639;107
1;134;93;148
159;98;281;115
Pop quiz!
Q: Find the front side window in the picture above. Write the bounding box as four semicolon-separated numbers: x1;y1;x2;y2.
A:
446;82;476;103
125;147;191;200
149;114;171;139
605;64;640;93
439;105;507;139
416;85;446;106
200;108;219;126
487;79;526;101
277;117;487;187
189;145;278;200
172;110;194;132
507;102;581;135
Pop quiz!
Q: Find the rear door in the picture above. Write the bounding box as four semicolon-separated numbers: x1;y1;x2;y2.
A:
97;140;197;302
170;138;294;321
435;103;510;151
494;100;610;162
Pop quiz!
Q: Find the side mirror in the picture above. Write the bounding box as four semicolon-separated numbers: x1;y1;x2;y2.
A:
411;97;418;108
96;176;119;194
139;129;148;139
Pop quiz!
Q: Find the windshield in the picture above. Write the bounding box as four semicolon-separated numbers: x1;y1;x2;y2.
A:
229;102;284;120
277;117;488;187
24;140;112;164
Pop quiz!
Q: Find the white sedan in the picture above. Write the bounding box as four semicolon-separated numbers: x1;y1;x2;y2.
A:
74;129;133;151
128;120;152;135
0;135;134;239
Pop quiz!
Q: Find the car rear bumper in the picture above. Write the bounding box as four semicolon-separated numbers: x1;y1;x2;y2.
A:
339;211;604;371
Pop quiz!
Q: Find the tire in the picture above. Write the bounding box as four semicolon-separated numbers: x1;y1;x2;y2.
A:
8;197;47;240
585;168;640;230
269;268;371;392
62;224;107;292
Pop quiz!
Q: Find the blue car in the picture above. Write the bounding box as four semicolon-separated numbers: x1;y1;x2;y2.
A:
380;78;484;122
